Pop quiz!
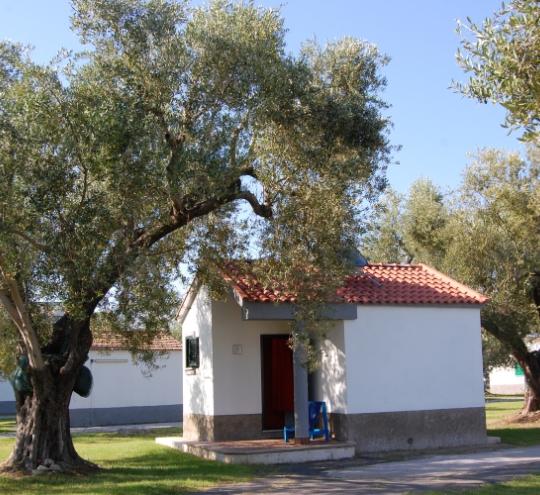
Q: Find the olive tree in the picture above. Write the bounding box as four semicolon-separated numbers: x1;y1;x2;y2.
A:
0;0;392;473
456;0;540;140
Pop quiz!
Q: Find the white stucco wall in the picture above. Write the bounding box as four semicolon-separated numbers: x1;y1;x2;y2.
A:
344;305;485;414
211;295;290;416
182;288;291;417
488;338;538;394
312;322;348;414
0;378;13;403
69;349;182;410
182;287;215;416
489;366;525;393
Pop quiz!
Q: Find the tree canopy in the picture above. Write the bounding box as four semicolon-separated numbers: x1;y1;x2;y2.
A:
0;0;392;347
0;0;394;472
455;0;540;140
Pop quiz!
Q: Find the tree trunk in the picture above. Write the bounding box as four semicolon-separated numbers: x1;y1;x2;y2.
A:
1;317;97;474
516;350;540;415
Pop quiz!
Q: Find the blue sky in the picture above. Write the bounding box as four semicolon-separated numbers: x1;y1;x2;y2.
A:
1;0;523;194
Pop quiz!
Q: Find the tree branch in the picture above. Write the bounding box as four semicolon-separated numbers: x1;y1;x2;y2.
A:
84;178;274;321
0;262;45;370
0;225;49;253
134;184;273;251
236;190;273;218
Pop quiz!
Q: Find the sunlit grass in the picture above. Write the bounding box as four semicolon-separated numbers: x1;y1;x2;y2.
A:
0;429;258;495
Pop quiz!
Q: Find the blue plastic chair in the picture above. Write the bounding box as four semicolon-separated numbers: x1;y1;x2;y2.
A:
283;401;330;442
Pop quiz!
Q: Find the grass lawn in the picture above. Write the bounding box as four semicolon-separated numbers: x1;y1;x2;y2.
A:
0;399;538;495
485;399;540;446
0;429;259;495
0;417;16;434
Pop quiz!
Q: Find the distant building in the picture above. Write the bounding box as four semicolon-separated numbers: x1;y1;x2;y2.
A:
488;336;540;395
0;333;182;427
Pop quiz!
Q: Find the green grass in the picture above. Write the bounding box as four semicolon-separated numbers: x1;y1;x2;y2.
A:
0;417;15;434
0;429;258;495
0;400;537;494
485;401;524;423
485;399;540;446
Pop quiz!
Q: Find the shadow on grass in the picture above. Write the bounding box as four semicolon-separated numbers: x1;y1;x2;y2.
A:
489;427;540;447
0;418;16;435
0;435;259;495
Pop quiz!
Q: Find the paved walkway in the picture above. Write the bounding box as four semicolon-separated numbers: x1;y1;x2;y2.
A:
0;422;181;438
199;445;540;494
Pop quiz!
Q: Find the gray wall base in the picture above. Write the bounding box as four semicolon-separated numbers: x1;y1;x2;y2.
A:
184;413;263;442
70;404;182;427
331;407;487;453
0;401;16;415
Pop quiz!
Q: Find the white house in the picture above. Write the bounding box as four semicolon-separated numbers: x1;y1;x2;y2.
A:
0;379;13;415
178;262;489;453
1;333;183;427
488;336;540;395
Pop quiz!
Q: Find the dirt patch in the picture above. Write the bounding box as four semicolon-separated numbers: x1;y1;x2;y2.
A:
501;411;540;425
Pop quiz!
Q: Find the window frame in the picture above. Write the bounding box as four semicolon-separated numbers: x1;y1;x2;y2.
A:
185;337;200;369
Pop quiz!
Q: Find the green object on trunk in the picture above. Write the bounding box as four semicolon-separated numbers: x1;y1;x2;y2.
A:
515;364;524;376
9;355;93;397
73;365;93;398
9;355;32;394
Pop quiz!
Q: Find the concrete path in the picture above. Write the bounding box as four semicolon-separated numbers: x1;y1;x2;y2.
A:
199;445;540;494
0;421;181;438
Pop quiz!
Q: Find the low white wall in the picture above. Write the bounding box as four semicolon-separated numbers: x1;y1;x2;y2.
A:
182;287;215;416
70;349;182;410
211;295;290;416
0;378;14;403
344;305;485;414
489;367;525;394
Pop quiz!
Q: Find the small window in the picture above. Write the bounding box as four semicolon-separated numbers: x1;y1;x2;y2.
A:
186;337;200;369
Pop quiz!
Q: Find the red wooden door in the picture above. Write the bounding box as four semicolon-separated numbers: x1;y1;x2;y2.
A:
261;335;294;430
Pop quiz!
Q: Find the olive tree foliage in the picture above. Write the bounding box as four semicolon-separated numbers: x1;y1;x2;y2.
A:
362;179;448;266
0;0;392;443
455;0;540;140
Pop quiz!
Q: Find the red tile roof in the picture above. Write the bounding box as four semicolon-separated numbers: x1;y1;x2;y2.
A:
91;333;182;351
224;263;488;306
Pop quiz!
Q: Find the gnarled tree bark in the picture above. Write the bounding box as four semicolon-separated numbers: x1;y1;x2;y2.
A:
517;350;540;415
0;317;96;474
0;178;273;474
483;315;540;415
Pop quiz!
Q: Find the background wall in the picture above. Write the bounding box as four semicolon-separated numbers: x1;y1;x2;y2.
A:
69;349;182;426
344;305;485;414
1;349;182;424
70;349;182;410
0;378;15;415
489;367;525;395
